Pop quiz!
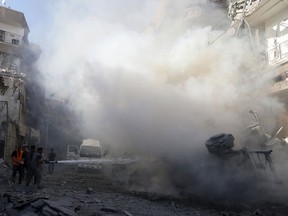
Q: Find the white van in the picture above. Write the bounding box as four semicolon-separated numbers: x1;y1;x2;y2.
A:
66;139;103;160
79;139;103;158
66;139;110;172
77;139;105;171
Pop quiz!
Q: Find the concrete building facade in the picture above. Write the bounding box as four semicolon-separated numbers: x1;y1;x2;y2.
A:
0;5;43;163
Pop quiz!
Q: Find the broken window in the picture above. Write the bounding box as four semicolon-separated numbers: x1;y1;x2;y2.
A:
0;77;8;95
11;39;19;45
0;30;5;42
267;17;288;65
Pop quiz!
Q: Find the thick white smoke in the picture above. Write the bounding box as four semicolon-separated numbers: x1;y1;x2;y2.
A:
36;0;287;199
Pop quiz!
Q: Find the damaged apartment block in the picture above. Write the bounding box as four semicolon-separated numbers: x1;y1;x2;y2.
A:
0;5;44;164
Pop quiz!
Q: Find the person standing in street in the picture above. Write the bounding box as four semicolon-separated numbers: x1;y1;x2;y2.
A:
25;145;36;184
48;148;56;174
11;145;24;184
25;147;44;189
22;144;30;181
28;145;36;164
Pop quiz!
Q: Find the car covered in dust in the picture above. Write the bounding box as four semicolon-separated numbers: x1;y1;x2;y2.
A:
66;145;80;160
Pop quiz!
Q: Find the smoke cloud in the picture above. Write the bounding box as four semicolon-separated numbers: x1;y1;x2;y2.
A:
36;0;287;201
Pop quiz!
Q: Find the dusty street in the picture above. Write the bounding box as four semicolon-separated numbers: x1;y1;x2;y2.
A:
1;162;288;216
2;1;288;216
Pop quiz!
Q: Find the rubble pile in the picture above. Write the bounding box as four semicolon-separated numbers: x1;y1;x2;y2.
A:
0;191;78;216
0;163;78;216
1;162;288;215
0;162;10;178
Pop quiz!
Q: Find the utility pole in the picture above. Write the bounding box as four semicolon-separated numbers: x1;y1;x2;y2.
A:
45;108;49;151
45;93;54;151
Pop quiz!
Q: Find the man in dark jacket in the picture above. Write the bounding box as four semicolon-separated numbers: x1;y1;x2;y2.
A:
28;145;36;165
25;147;44;189
22;145;30;180
25;145;36;183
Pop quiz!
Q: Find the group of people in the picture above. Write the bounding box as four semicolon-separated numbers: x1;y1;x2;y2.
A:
10;145;56;189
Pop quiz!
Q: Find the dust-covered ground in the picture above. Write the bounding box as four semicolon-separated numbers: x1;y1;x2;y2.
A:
1;161;288;216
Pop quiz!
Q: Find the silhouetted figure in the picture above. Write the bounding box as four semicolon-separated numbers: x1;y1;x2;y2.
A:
26;147;44;189
11;145;24;184
48;148;56;174
26;145;36;184
22;145;30;180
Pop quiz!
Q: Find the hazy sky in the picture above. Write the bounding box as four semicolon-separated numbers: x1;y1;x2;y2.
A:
6;0;156;44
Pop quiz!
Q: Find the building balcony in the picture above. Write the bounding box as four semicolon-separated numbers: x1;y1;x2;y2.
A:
267;40;288;66
0;64;19;75
272;79;288;96
0;40;26;56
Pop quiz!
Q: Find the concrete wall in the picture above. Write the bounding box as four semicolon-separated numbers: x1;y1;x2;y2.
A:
0;22;24;36
5;122;17;166
0;22;23;46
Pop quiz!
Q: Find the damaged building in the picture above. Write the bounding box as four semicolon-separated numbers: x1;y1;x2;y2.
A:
148;0;228;33
227;0;288;135
152;0;288;136
0;5;44;163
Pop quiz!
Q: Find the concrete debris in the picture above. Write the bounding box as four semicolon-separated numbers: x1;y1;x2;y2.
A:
220;212;237;216
20;212;39;216
73;205;81;212
86;187;94;194
44;200;77;216
0;163;10;178
3;192;49;208
5;207;18;216
171;201;177;213
0;191;77;216
100;207;120;213
123;210;133;216
253;209;264;216
30;199;46;209
1;162;287;216
93;198;102;203
42;205;58;216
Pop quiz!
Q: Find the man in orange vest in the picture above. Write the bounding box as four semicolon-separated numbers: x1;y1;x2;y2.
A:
11;145;24;184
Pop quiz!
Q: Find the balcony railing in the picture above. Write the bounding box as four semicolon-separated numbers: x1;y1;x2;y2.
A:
0;64;18;75
267;40;288;66
272;79;288;93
